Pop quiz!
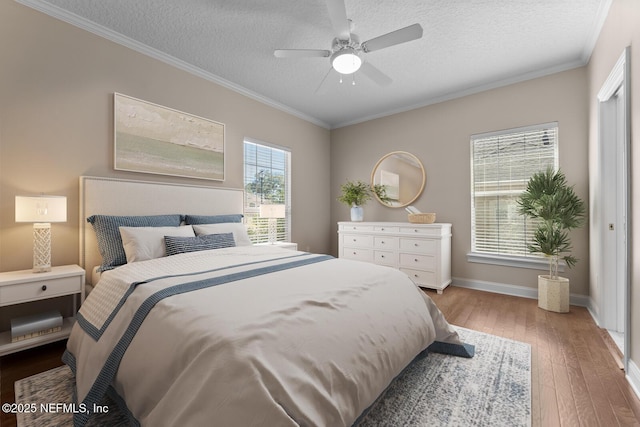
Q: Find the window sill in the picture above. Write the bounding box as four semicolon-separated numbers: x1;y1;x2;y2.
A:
466;252;565;272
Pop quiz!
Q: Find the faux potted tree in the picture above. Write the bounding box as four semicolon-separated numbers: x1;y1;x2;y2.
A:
338;180;389;222
517;167;585;313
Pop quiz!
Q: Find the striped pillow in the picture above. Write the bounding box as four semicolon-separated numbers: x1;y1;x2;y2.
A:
87;214;183;271
164;233;236;256
184;214;244;225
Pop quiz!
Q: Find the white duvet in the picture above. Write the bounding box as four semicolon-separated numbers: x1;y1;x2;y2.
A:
65;246;460;426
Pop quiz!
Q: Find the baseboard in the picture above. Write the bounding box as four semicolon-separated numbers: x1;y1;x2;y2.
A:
586;298;602;327
626;359;640;401
451;277;590;307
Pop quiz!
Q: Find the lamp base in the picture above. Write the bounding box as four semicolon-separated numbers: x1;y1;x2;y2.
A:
33;223;52;273
268;218;277;244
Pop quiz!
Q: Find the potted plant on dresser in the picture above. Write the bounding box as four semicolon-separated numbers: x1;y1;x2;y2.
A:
338;180;389;222
517;167;585;313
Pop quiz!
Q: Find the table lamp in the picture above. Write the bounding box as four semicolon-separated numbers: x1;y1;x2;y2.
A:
15;195;67;273
259;204;286;244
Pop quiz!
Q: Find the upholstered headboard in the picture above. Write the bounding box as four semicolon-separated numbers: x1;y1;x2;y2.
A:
79;176;244;279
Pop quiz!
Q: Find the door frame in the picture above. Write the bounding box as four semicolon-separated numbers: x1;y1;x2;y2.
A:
596;47;631;370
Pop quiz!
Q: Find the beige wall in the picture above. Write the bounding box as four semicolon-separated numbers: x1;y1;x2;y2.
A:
0;1;331;272
331;67;589;294
586;0;640;373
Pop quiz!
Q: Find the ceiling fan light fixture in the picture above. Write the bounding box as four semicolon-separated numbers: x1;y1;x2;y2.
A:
331;48;362;74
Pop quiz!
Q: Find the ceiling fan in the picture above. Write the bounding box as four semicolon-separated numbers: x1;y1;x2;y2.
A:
274;0;423;90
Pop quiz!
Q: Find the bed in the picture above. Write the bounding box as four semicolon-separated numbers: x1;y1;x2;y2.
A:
65;176;468;426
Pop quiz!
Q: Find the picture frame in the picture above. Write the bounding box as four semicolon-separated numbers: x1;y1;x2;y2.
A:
114;93;225;181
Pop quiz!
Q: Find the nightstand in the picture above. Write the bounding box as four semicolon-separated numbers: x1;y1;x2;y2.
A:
255;242;298;250
0;265;85;355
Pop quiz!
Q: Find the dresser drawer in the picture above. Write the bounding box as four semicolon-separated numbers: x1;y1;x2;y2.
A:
400;268;436;286
342;234;373;248
374;225;399;233
374;236;398;249
399;238;437;253
399;253;435;270
340;224;374;232
374;250;396;266
342;248;374;263
399;226;442;236
0;276;82;306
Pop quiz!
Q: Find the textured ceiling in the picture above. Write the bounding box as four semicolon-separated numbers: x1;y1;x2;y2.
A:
19;0;610;129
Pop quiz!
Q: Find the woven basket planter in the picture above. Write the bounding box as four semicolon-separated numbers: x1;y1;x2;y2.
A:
538;275;570;313
408;213;436;224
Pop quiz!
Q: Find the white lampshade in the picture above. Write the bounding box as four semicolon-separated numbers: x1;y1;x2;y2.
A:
259;204;286;219
15;195;67;273
331;48;362;75
15;195;67;223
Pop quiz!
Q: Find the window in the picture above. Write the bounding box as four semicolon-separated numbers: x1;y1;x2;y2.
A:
243;138;291;243
470;123;558;265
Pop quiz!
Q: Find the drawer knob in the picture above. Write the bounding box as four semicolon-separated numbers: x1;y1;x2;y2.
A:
381;255;385;258
414;229;419;233
414;243;419;247
353;239;357;242
41;285;47;291
353;251;357;255
381;241;385;244
414;258;419;262
414;274;419;278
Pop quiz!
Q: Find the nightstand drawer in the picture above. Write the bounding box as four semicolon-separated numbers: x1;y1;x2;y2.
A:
0;276;82;305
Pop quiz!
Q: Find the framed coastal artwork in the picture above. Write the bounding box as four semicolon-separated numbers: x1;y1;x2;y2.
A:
114;93;225;181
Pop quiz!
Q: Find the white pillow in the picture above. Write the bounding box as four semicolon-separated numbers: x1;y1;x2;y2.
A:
119;225;195;263
192;223;252;246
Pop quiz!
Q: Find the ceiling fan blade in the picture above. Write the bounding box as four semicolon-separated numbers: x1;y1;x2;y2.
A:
361;23;423;53
274;49;331;58
326;0;351;41
359;62;392;86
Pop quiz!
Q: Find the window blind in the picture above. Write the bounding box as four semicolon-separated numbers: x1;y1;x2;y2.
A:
243;139;291;243
471;123;558;257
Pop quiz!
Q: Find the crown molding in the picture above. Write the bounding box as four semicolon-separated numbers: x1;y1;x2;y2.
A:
332;59;587;129
15;0;331;130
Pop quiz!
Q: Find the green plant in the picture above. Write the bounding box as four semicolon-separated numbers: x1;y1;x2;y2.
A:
517;167;585;279
372;184;392;204
338;180;390;206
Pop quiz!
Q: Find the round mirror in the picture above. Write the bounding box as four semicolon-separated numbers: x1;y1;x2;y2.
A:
371;151;426;208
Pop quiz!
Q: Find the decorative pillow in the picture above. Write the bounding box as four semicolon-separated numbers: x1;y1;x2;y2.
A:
165;233;236;256
87;214;183;271
184;214;244;225
192;223;252;246
119;225;195;263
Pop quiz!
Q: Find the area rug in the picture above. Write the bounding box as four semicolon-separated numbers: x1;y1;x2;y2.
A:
14;327;530;427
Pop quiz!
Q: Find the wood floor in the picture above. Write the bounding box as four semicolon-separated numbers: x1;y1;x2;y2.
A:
428;286;640;427
1;340;66;427
1;286;639;426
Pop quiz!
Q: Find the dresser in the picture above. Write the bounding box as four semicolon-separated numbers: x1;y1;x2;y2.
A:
338;222;452;293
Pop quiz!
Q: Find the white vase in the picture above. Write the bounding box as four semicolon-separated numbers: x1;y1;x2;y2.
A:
538;275;570;313
350;205;364;222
